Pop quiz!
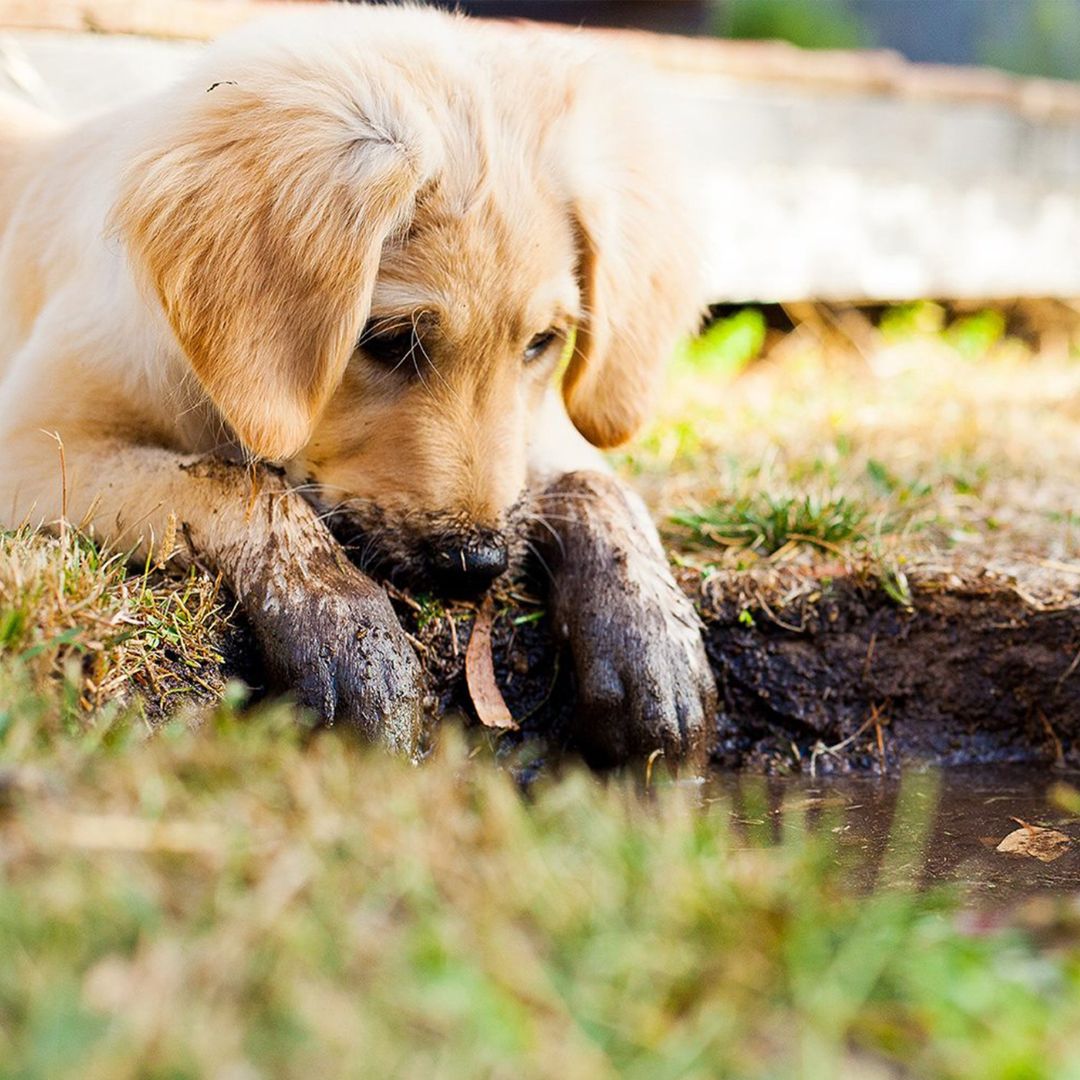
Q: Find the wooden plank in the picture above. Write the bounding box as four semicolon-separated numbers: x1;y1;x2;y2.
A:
592;28;1080;122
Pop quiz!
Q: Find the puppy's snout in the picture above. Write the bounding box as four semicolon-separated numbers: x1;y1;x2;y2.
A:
430;535;508;596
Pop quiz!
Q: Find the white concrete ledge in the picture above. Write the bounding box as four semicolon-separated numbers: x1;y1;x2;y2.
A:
3;12;1079;302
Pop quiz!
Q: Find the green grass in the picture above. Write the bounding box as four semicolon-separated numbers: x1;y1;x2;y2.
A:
0;528;228;716
3;679;1080;1079
671;493;868;555
623;302;1080;572
675;308;767;379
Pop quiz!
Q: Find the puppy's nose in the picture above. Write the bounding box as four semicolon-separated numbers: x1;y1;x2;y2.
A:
431;539;508;596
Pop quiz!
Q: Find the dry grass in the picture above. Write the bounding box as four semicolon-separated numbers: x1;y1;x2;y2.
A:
0;528;230;719
622;303;1080;576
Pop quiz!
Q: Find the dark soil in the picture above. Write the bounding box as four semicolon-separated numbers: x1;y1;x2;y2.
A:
211;560;1080;772
696;564;1080;773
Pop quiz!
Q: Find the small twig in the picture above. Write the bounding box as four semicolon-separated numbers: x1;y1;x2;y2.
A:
873;705;887;772
39;429;68;543
1055;646;1080;695
809;708;881;778
1039;710;1066;767
1037;558;1080;577
383;581;423;613
1010;583;1080;613
154;511;179;570
862;631;877;683
754;591;806;634
784;533;853;560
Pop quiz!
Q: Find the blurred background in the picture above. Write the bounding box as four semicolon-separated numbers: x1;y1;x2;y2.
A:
424;0;1080;80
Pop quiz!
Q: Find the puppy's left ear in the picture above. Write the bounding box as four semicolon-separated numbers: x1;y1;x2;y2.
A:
559;76;704;449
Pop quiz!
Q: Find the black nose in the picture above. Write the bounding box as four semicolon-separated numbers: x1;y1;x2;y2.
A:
430;539;508;596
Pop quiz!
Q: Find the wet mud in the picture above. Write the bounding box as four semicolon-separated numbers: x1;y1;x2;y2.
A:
206;559;1080;772
707;765;1080;905
398;561;1080;772
698;563;1080;773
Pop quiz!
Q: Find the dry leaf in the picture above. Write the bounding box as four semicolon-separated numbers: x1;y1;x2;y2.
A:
995;818;1071;863
465;596;517;730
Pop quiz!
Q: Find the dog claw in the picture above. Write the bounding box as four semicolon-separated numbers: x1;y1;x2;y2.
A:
247;563;426;758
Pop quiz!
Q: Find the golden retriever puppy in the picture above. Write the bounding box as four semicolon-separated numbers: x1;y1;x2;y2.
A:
0;4;716;763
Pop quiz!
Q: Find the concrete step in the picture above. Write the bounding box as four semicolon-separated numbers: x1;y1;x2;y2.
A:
3;18;1079;302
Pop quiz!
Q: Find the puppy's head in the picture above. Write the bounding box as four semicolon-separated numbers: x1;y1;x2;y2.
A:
114;8;703;595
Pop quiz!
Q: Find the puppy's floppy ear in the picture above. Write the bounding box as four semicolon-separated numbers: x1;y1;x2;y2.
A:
114;75;438;461
559;76;704;449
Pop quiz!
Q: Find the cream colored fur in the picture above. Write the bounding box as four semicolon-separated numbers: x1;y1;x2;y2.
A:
0;5;702;544
0;5;709;754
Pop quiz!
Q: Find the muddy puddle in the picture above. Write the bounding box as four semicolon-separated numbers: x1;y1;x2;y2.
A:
704;765;1080;905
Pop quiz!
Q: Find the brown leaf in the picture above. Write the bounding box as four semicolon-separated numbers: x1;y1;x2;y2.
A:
996;823;1071;863
465;596;517;730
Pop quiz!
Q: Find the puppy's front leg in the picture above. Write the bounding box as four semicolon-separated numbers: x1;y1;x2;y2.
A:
529;446;716;767
4;439;424;754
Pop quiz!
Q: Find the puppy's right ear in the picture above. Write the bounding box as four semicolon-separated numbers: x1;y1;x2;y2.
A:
114;80;437;461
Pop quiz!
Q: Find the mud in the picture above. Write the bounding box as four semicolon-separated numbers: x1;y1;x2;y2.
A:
397;559;1080;772
706;765;1080;905
202;556;1080;772
698;562;1080;772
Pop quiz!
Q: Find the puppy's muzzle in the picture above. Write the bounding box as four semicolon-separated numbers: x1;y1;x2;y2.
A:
428;532;508;597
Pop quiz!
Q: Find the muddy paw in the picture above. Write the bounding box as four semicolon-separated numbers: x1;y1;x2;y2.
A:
560;576;716;768
538;471;717;768
248;563;425;757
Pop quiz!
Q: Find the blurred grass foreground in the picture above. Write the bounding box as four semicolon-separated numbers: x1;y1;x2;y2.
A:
6;693;1080;1078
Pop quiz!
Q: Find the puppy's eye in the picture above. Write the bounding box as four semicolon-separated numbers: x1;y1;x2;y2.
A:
358;324;416;370
524;329;558;363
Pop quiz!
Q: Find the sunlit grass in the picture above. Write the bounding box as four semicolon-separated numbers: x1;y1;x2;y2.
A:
617;303;1080;573
0;529;229;719
676;307;767;378
671;492;867;555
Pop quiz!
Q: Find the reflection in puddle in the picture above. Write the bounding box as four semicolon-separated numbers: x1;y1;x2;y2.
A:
704;766;1080;905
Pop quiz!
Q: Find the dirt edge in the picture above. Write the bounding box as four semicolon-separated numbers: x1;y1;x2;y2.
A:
205;559;1080;773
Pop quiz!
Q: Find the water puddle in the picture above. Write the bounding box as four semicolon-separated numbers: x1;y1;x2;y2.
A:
704;765;1080;905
